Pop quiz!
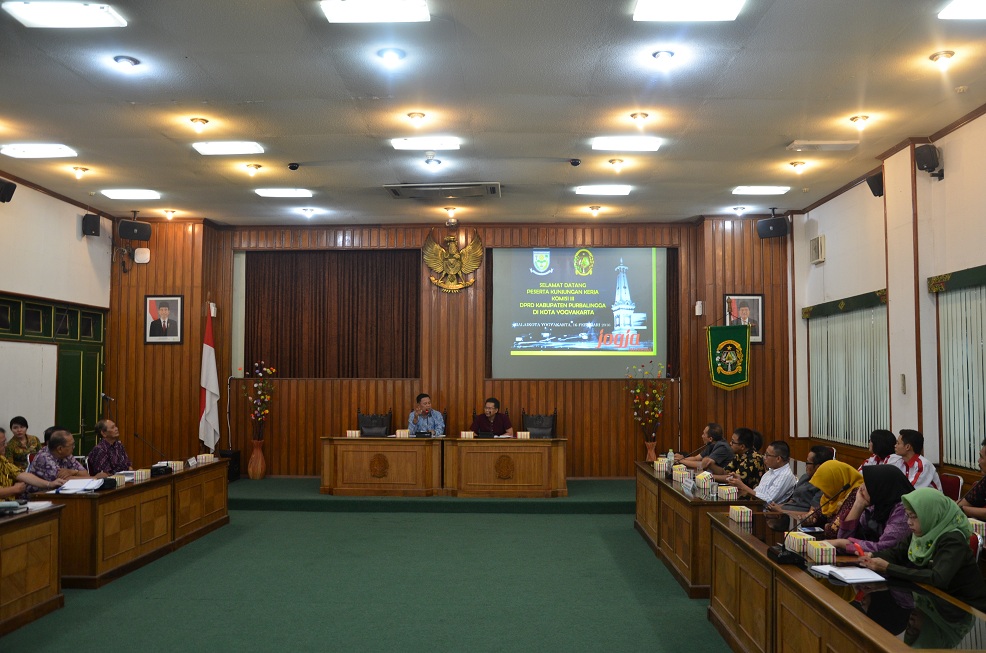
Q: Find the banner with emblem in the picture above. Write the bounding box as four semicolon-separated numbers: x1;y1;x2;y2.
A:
707;325;750;390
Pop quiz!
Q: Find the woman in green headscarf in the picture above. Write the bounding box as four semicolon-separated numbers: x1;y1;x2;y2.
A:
861;488;986;611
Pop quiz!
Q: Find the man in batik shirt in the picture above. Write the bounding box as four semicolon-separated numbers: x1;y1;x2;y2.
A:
87;420;132;475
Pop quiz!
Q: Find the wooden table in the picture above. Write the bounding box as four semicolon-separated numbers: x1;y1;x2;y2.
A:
443;438;567;498
47;460;229;588
0;505;63;636
320;437;443;496
634;461;756;597
708;512;986;653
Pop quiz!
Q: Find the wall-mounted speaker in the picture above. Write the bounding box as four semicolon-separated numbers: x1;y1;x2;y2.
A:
0;180;15;203
915;144;940;172
82;213;100;236
756;216;789;239
118;219;151;241
865;172;884;197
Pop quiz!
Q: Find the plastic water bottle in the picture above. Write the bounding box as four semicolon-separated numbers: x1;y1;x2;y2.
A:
667;449;674;466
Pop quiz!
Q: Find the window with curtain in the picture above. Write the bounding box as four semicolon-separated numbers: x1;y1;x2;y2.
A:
243;250;420;378
938;284;986;469
808;306;889;447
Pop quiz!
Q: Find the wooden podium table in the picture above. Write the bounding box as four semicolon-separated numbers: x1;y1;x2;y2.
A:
320;437;443;496
0;505;63;636
443;438;567;498
46;460;229;588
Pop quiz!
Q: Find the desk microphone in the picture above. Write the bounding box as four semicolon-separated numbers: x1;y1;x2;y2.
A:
133;433;173;475
101;393;116;402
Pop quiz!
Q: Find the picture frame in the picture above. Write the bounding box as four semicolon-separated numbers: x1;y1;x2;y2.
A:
724;294;764;344
145;295;183;344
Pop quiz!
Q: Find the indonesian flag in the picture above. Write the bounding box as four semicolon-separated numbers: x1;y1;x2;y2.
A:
198;309;221;452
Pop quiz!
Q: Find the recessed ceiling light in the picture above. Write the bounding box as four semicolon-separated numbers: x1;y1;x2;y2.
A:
190;117;209;133
100;189;160;200
407;112;426;125
164;210;176;220
391;136;461;150
192;141;265;155
608;159;624;172
113;55;140;69
444;207;456;218
789;161;806;174
849;115;869;130
732;206;746;216
588;205;602;217
651;50;675;63
300;208;316;218
633;0;745;21
320;0;430;23
939;0;986;19
255;188;313;198
377;48;406;68
1;143;77;158
591;136;661;151
732;186;790;195
2;2;127;28
72;166;89;179
630;112;649;123
246;164;262;176
424;151;442;166
575;185;632;196
929;50;955;71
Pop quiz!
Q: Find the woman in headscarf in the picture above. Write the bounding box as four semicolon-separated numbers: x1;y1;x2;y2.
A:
828;465;914;553
861;488;986;611
805;460;863;537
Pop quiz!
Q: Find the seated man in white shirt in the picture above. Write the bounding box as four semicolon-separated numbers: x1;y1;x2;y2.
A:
727;439;797;504
892;429;940;490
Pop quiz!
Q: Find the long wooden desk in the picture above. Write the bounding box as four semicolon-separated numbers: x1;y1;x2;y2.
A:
709;512;986;653
320;437;443;496
320;437;568;497
0;505;63;636
46;459;229;588
634;461;754;597
443;438;567;498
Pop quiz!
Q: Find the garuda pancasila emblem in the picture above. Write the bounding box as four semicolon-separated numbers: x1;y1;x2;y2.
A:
422;228;484;293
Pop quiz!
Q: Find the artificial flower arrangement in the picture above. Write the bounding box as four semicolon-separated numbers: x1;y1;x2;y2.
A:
625;361;670;442
242;361;276;438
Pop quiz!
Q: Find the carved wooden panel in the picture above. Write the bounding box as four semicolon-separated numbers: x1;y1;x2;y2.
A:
0;515;58;619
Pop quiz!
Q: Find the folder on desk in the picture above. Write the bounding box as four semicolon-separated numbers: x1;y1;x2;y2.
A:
57;478;105;493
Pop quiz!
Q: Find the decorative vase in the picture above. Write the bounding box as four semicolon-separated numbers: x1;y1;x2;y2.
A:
644;440;658;462
248;439;266;480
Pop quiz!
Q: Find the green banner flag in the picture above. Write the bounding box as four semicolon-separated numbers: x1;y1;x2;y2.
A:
707;325;751;390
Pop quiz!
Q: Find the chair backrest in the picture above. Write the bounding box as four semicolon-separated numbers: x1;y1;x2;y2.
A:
357;409;392;437
26;451;40;473
522;408;557;439
75;455;89;474
939;473;964;501
971;533;981;561
828;446;837;460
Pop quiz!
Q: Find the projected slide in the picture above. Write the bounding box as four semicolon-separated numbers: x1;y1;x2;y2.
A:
492;248;668;379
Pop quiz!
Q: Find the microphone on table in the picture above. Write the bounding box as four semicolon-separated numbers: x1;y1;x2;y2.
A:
767;482;852;567
133;433;173;475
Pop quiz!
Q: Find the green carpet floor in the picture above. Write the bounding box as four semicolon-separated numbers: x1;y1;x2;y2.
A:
1;510;728;653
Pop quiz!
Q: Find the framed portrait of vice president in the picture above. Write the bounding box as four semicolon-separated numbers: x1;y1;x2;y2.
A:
724;294;763;344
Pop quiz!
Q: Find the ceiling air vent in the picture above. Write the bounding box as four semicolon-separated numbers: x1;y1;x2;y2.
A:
786;140;859;152
384;182;501;200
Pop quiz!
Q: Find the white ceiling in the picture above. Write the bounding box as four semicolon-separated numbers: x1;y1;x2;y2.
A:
0;0;984;226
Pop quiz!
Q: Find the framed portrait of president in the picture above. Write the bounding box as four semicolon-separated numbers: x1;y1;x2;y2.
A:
145;295;183;344
724;293;763;344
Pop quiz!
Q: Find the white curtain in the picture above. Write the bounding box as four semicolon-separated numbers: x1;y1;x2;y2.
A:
938;285;986;469
808;306;889;447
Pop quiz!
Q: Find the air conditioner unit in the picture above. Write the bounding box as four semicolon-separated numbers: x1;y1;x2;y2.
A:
383;182;501;200
809;235;826;265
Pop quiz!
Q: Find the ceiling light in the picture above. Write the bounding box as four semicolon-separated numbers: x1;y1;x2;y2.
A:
113;55;140;69
2;2;127;28
1;143;77;158
192;141;265;155
575;185;632;196
732;206;746;216
938;1;986;19
391;136;460;150
100;189;160;200
929;50;955;71
849;115;869;130
444;207;456;218
320;0;430;23
630;112;649;123
789;161;806;174
300;208;316;218
255;188;313;198
407;112;426;125
445;217;458;228
424;151;442;166
589;205;602;217
164;210;175;220
651;51;675;68
377;48;406;68
246;164;262;176
633;0;745;21
190;117;209;133
732;186;790;195
608;159;624;173
72;166;88;179
591;136;661;151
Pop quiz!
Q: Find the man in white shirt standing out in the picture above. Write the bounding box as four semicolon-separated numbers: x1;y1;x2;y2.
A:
892;429;941;490
728;439;797;503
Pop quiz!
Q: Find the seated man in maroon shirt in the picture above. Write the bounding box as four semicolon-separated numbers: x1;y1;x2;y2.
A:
87;419;133;475
469;397;514;436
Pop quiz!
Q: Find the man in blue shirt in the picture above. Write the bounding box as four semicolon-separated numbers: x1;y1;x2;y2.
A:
408;393;445;436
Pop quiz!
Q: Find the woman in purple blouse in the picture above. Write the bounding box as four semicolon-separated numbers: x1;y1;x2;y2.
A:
828;464;914;554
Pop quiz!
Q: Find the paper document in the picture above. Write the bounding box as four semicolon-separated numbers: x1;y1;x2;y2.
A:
812;565;884;583
27;501;54;511
57;478;104;493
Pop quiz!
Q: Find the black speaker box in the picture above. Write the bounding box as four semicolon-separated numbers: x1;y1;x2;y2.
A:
218;449;241;482
0;180;15;203
756;216;789;239
119;219;151;241
82;213;100;236
865;172;884;197
915;144;940;172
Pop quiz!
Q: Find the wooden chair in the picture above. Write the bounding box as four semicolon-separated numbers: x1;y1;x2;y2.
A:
940;473;964;501
521;408;557;439
356;409;392;437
